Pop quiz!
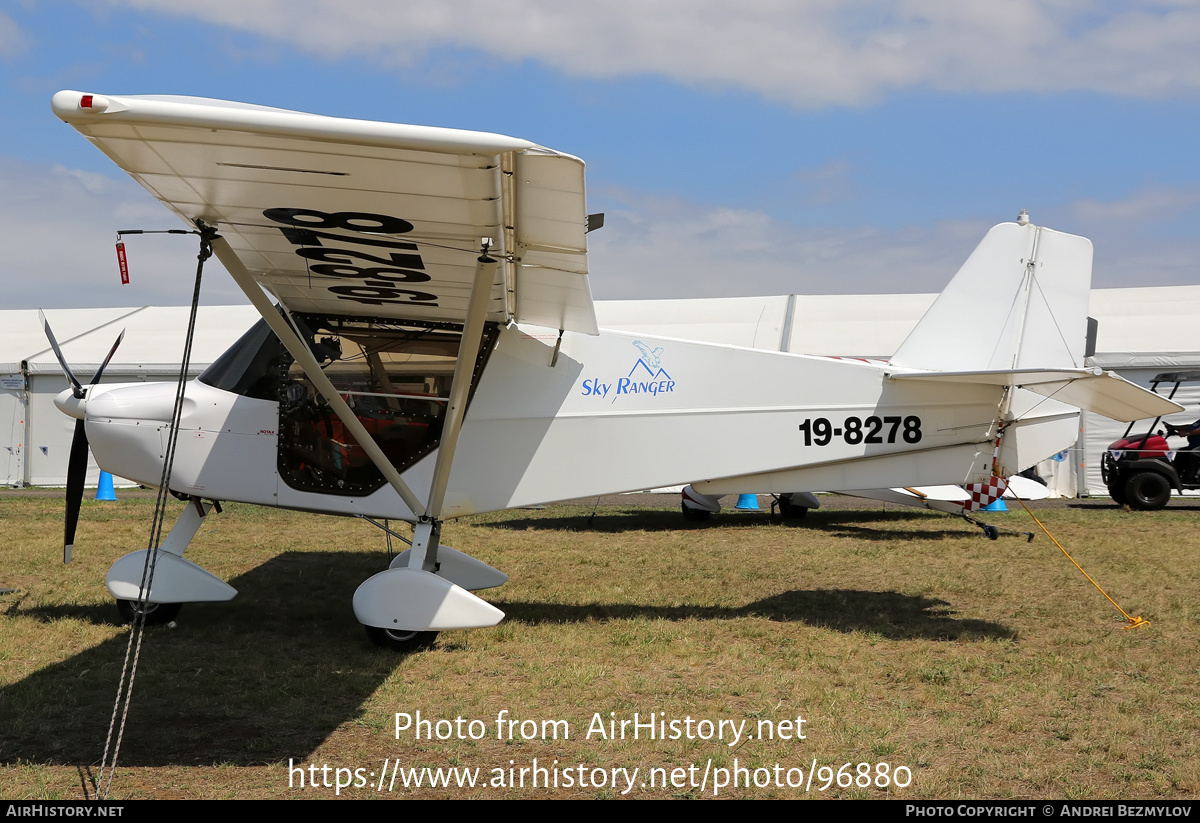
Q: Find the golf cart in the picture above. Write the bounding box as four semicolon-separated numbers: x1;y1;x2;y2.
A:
1102;371;1200;510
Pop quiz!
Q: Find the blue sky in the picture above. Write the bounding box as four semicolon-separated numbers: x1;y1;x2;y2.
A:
3;1;1200;308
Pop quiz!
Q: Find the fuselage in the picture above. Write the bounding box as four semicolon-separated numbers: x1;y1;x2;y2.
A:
70;321;1079;521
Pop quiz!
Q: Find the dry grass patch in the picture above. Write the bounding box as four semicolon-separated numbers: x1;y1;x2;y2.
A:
0;493;1197;799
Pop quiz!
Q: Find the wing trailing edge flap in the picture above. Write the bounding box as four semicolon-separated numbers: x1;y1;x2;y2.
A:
889;369;1183;422
512;152;596;334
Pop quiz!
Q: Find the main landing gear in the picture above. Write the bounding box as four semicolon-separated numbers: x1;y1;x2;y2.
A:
364;626;439;652
116;599;182;626
105;503;512;651
353;520;508;651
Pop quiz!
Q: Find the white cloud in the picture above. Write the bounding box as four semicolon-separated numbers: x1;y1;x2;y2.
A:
1070;185;1200;226
110;1;1200;106
587;186;1200;300
0;10;28;59
0;160;248;308
587;189;992;298
1062;185;1200;289
6;158;1195;312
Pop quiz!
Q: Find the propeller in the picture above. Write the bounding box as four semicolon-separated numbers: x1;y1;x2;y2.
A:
39;311;124;563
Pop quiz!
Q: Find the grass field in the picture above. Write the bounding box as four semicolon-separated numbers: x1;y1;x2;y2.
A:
1;492;1198;800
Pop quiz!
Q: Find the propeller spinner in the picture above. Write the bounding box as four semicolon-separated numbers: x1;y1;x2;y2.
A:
39;311;124;563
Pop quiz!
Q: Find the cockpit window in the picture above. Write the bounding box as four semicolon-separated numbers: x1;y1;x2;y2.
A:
200;313;498;496
277;314;498;496
197;318;283;401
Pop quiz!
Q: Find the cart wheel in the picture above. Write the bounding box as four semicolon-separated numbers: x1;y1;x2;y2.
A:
1124;472;1171;511
1107;482;1127;506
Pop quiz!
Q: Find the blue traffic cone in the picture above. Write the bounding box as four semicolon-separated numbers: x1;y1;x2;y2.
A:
981;498;1007;512
95;471;116;501
734;493;761;511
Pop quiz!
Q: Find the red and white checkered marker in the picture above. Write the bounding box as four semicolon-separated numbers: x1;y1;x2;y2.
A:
962;476;1008;511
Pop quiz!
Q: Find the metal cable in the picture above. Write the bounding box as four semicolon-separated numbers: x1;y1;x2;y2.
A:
95;226;213;798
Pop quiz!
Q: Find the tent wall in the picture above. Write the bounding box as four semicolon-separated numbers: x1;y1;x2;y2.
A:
0;376;24;486
23;371;201;488
6;288;1200;492
1;305;259;488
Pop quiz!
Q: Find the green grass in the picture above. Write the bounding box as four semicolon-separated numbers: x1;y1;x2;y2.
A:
1;494;1198;799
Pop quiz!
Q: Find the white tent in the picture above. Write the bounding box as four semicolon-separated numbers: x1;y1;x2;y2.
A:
1;305;260;487
6;286;1200;495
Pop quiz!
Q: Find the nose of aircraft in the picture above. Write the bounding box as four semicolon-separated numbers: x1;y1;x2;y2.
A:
54;387;87;420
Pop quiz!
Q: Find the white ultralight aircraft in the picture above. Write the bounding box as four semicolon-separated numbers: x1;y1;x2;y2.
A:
48;91;1181;650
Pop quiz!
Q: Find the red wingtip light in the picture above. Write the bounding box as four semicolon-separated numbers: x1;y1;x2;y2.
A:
81;95;93;109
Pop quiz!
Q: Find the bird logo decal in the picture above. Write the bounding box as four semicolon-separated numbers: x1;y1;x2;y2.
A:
632;340;664;371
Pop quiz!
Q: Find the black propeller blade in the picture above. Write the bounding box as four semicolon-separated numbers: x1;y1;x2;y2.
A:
39;312;124;563
92;328;125;386
63;418;88;564
39;310;84;398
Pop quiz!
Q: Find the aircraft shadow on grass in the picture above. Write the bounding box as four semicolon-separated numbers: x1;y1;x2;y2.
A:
495;590;1014;643
0;551;1011;768
481;507;977;542
1;551;392;768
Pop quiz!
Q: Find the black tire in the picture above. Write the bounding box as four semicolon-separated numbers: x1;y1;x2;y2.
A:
777;494;808;520
983;525;999;540
365;625;438;652
1107;482;1127;506
116;599;181;625
681;503;711;522
1124;472;1172;511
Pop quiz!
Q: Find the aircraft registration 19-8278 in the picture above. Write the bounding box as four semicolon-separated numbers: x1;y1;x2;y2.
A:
46;90;1181;650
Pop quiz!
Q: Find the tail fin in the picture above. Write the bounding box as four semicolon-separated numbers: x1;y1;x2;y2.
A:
890;221;1092;372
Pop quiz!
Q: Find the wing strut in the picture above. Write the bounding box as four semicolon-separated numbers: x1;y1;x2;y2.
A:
210;235;428;518
405;244;498;574
427;243;497;519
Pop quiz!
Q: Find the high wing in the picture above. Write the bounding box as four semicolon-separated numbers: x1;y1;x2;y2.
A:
51;91;598;335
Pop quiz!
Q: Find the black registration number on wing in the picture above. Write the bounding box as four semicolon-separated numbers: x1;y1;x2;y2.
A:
264;208;440;308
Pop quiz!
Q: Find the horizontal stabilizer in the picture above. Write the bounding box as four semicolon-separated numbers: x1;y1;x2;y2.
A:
840;486;968;507
898;485;971;501
1005;474;1051;501
889;368;1182;422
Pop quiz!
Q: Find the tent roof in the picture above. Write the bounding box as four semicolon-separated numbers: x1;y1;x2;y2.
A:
5;284;1200;378
1087;285;1200;368
2;305;261;376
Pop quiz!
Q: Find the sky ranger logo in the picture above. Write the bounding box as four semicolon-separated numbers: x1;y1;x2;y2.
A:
580;341;677;404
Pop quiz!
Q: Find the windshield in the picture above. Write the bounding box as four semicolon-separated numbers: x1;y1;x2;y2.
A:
197;318;283;401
